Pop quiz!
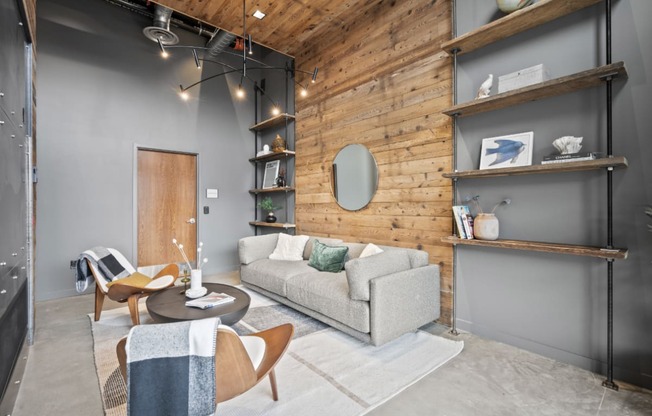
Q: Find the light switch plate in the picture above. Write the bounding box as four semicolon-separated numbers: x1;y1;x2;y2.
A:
206;188;218;199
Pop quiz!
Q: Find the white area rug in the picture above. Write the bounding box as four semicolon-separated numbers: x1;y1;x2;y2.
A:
90;287;463;415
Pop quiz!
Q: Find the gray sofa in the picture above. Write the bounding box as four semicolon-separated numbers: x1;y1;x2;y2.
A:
238;233;440;346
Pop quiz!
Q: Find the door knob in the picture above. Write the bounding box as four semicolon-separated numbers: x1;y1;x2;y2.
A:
187;218;196;224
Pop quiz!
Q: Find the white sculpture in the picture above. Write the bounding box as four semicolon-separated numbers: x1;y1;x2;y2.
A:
553;136;583;154
476;74;493;99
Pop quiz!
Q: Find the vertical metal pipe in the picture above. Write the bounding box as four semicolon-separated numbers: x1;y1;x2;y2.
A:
25;43;35;346
601;0;618;391
254;83;259;235
450;0;459;336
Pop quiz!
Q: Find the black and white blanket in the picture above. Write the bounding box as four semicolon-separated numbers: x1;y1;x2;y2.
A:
126;317;220;416
75;247;132;293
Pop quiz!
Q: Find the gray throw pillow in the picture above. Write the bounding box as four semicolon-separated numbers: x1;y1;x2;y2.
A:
308;240;349;273
345;250;412;301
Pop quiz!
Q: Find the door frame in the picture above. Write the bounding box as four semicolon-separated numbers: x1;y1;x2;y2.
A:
132;144;200;268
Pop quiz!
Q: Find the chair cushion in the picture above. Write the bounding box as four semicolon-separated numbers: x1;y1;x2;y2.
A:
145;274;175;289
308;240;349;273
106;272;151;288
269;233;310;261
218;325;266;370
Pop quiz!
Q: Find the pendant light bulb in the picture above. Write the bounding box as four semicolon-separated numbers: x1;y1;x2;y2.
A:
300;88;308;97
236;84;245;98
158;38;169;59
271;106;280;116
179;85;189;101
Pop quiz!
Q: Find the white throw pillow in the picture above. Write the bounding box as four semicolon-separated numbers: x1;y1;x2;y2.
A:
268;234;310;261
359;243;383;258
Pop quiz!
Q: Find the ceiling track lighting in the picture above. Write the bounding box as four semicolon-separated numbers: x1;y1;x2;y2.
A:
157;0;318;107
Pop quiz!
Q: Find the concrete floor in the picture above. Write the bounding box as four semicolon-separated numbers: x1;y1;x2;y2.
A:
9;271;652;415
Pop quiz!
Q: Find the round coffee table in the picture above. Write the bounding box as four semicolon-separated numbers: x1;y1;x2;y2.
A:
146;283;251;325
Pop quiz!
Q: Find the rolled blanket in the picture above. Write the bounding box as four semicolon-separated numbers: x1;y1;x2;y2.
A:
75;247;132;293
126;317;220;416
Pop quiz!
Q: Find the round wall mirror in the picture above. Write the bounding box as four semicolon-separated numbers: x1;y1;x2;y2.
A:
331;144;379;211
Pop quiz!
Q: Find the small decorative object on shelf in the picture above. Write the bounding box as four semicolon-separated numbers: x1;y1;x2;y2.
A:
276;168;287;187
272;134;286;152
498;64;550;93
466;197;511;240
475;74;493;99
473;213;500;240
258;197;282;223
553;135;583;154
496;0;534;14
257;144;272;157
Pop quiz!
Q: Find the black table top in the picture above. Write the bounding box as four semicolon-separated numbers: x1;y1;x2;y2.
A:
146;283;251;325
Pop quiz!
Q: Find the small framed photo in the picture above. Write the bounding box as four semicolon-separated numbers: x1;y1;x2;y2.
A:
480;131;534;170
262;160;280;189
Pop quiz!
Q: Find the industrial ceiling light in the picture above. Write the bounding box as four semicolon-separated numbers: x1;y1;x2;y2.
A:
154;0;318;104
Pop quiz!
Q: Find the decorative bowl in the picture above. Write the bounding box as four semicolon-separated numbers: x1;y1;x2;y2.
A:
496;0;534;13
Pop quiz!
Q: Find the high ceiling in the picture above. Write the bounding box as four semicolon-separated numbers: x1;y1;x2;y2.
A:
154;0;366;57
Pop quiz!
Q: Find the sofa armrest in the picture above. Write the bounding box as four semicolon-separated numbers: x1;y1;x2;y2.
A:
238;234;279;265
369;264;440;346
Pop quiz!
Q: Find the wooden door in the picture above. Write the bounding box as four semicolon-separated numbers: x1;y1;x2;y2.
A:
137;149;197;267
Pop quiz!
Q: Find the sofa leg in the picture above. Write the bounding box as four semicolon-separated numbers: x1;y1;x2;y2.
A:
269;369;278;401
127;295;141;325
94;285;105;322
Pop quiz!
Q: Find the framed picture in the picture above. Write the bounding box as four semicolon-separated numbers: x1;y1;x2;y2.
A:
262;160;280;189
480;131;534;170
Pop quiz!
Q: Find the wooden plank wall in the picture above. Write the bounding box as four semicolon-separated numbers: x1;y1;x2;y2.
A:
294;0;454;324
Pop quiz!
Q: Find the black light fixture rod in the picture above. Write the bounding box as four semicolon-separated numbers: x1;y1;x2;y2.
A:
192;49;201;68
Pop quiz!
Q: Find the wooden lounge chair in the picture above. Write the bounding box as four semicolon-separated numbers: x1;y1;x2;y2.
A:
116;323;294;405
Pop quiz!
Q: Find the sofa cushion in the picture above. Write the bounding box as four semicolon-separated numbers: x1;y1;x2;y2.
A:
240;259;315;296
308;240;349;273
341;242;367;260
359;243;383;258
269;234;310;261
303;236;344;260
239;234;279;265
345;250;412;301
379;245;429;268
286;271;370;334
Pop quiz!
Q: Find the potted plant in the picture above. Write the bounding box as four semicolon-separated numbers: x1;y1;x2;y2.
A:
258;197;283;223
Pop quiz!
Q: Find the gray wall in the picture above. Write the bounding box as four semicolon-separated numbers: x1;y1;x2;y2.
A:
35;0;292;300
454;1;651;388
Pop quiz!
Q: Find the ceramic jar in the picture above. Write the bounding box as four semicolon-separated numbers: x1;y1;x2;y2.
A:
266;212;277;223
473;213;499;240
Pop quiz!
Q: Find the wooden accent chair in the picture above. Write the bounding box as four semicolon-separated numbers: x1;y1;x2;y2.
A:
86;249;178;325
116;323;294;405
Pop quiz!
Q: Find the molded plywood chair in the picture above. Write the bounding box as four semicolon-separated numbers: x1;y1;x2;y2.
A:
85;249;178;325
116;323;294;405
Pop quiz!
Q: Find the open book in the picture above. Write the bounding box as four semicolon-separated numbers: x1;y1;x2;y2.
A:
185;292;236;309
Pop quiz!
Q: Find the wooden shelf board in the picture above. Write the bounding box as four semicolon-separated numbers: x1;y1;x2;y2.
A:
249;150;296;163
443;62;627;118
441;236;628;260
249;113;295;131
441;0;602;56
249;221;296;229
249;187;295;194
443;156;628;179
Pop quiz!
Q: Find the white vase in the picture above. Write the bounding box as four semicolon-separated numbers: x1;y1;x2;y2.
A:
473;213;499;240
190;269;203;290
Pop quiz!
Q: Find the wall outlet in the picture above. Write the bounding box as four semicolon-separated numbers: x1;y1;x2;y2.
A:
70;260;77;269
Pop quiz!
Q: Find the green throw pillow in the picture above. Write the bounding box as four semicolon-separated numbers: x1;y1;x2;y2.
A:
308;240;349;273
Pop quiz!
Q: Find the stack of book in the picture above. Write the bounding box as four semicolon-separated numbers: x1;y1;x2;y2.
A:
453;205;474;239
185;292;236;309
541;152;600;164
